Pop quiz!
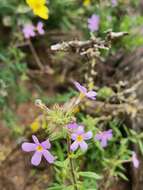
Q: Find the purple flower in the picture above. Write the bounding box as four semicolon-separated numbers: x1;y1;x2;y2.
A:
88;14;100;32
21;135;55;166
70;126;92;151
67;122;79;131
132;152;139;168
111;0;118;7
74;81;97;100
37;21;45;35
95;129;113;148
22;24;36;39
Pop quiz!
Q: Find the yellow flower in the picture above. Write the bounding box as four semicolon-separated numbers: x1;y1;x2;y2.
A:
83;0;91;6
26;0;49;19
31;119;40;132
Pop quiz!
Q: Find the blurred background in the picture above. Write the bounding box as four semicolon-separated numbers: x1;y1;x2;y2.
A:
0;0;143;190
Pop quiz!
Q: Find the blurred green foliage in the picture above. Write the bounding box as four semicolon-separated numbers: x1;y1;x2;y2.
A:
0;47;29;133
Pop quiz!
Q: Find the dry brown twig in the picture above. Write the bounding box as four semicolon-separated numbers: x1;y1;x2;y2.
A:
50;31;143;120
51;31;128;58
81;80;143;119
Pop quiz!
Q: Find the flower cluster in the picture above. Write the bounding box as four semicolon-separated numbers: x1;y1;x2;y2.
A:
26;0;49;19
67;123;113;152
21;125;113;166
22;22;45;39
21;82;139;170
21;126;139;169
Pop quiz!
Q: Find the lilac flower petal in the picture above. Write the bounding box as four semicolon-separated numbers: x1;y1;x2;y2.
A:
133;158;139;168
41;139;51;149
43;150;55;163
74;81;87;94
22;24;36;39
70;141;79;151
37;22;45;35
95;130;113;142
31;151;42;166
32;135;40;144
86;91;97;100
71;133;78;140
111;0;118;7
101;138;108;148
83;131;93;140
22;30;30;39
106;130;113;140
67;122;78;130
30;31;35;37
88;14;100;32
76;126;85;135
132;152;139;168
22;143;36;152
79;141;88;151
95;134;102;140
95;130;113;148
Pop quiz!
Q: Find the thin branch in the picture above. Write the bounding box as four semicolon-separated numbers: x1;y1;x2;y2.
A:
51;31;128;58
51;39;109;52
28;39;44;70
106;31;129;41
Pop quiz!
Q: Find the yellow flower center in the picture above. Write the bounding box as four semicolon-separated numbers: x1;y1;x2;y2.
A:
72;106;80;114
77;135;83;142
79;92;85;100
36;145;43;152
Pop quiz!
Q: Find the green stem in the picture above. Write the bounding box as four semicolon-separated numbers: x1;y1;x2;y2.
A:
67;137;78;190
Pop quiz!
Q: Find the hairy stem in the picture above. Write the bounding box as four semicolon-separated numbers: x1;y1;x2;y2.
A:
100;170;111;190
67;137;78;190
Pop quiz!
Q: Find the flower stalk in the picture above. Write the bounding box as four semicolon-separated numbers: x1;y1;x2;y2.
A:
67;136;78;190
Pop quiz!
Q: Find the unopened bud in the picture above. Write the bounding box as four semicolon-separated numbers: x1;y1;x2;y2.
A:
35;99;42;107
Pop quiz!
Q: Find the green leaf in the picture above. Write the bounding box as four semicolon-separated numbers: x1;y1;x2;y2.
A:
116;172;128;181
47;186;65;190
47;185;74;190
138;140;143;155
54;159;69;168
78;172;102;180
